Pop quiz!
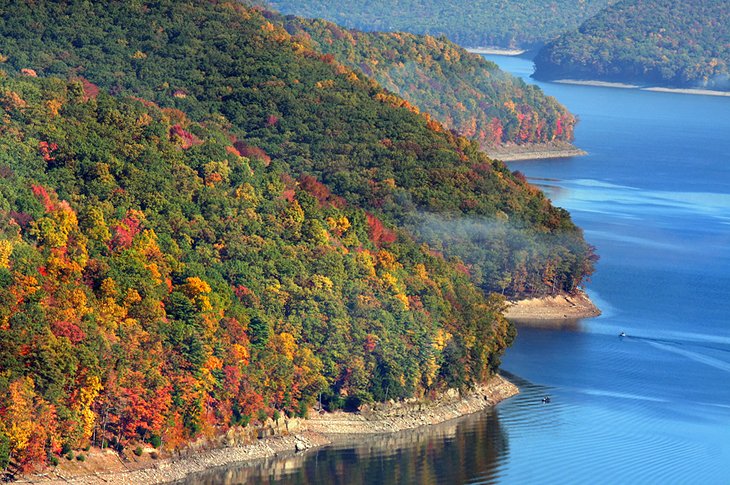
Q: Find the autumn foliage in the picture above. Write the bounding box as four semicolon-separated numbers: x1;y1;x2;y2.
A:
169;124;202;149
0;1;595;474
0;74;517;474
366;213;397;247
233;141;271;165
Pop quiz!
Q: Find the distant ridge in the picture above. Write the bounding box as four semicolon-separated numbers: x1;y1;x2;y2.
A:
534;0;730;90
261;0;616;49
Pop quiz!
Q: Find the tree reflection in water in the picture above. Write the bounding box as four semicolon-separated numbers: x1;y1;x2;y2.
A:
178;408;508;484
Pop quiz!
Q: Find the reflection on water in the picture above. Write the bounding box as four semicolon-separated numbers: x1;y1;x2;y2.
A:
178;398;516;485
507;317;584;331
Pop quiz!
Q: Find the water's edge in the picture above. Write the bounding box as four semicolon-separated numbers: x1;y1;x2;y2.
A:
23;377;518;484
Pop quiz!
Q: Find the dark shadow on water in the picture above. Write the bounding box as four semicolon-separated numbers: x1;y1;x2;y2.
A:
509;317;585;331
175;402;513;484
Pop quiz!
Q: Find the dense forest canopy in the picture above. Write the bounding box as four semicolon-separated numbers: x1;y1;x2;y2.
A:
0;74;515;473
261;0;616;49
0;0;596;472
276;14;578;148
0;0;596;298
534;0;730;89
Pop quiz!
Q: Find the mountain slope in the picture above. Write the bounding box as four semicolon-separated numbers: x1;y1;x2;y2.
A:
0;74;514;472
0;0;596;297
0;0;596;472
262;0;616;49
534;0;730;89
277;14;579;149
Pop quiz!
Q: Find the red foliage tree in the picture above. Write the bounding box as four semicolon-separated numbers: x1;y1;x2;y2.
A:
298;174;346;208
363;334;378;353
31;184;55;212
51;320;86;344
232;141;271;165
169;125;202;149
366;213;397;247
225;145;242;157
10;210;33;229
110;211;142;250
75;77;100;101
38;141;59;162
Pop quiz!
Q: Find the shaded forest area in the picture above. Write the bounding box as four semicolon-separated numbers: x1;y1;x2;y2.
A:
263;0;615;49
534;0;730;89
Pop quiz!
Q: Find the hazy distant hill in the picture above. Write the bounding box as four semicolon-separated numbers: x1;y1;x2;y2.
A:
534;0;730;90
262;0;615;49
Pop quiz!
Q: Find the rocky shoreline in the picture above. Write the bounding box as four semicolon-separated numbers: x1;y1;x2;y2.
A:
554;79;730;97
487;141;587;161
20;376;518;484
553;79;639;89
306;375;518;435
643;86;730;97
504;290;601;321
465;47;526;56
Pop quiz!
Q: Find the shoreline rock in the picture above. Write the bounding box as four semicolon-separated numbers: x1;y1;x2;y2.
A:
504;290;601;321
306;375;518;436
465;47;526;56
486;141;587;162
552;79;730;97
21;376;518;484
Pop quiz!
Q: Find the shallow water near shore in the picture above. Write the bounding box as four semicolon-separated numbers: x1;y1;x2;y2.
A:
181;55;730;484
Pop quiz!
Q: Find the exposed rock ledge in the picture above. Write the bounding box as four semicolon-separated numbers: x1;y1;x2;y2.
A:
21;376;517;484
486;141;587;162
504;290;601;320
306;374;518;435
465;47;526;56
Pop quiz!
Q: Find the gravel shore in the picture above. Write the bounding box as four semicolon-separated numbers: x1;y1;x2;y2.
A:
486;141;587;161
465;47;526;56
554;79;730;97
504;290;601;321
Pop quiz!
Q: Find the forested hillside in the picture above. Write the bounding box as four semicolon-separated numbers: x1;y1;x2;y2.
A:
0;0;596;299
0;0;595;472
0;74;516;473
277;14;578;148
534;0;730;89
262;0;615;49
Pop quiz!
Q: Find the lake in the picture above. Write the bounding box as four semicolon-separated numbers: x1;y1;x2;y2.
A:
180;55;730;484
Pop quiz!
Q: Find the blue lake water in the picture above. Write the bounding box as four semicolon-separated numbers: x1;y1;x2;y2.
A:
181;56;730;484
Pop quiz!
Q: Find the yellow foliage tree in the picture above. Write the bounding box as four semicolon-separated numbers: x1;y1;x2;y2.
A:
0;239;12;269
5;377;36;455
75;376;102;443
181;276;213;312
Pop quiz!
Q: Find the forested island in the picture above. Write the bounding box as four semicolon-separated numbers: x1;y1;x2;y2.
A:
0;0;595;477
534;0;730;90
276;14;580;152
262;0;615;49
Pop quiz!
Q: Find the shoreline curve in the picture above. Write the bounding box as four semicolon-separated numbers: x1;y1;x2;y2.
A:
551;79;730;97
504;290;601;321
488;141;587;161
22;376;518;484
